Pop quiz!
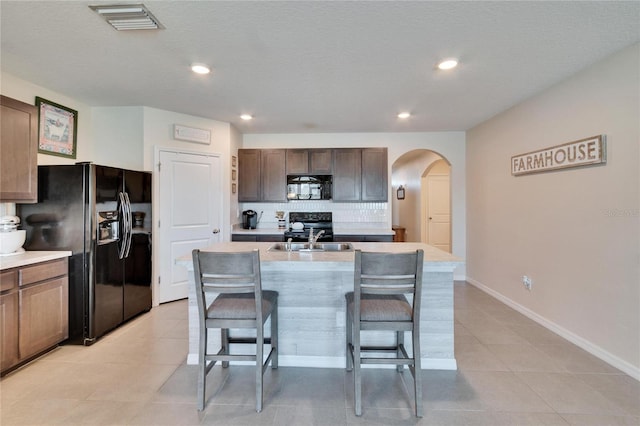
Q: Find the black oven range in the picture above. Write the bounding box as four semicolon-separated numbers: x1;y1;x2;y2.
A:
284;212;334;242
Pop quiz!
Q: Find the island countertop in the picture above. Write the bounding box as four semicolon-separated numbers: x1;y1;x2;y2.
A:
193;241;461;266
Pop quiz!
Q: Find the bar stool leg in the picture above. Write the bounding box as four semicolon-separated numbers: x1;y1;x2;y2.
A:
271;299;278;369
345;306;353;371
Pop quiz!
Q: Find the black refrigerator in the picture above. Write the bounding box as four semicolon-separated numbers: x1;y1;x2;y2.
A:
18;163;152;345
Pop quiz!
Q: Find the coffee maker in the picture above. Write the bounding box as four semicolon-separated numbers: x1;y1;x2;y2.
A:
242;210;258;229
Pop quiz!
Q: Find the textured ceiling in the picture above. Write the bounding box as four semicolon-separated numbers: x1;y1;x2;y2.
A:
1;1;639;134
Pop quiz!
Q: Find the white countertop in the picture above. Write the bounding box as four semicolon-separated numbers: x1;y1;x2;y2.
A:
231;226;395;236
0;250;72;270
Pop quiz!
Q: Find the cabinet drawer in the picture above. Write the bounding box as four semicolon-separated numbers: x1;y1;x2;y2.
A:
19;258;68;287
1;270;18;292
257;235;284;242
232;234;257;242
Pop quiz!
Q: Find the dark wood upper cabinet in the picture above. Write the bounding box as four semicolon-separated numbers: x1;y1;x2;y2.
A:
309;149;332;174
361;148;388;201
333;148;388;202
260;149;286;201
286;149;332;175
238;149;286;202
0;95;38;203
332;148;362;201
238;149;261;201
240;147;386;203
286;149;308;174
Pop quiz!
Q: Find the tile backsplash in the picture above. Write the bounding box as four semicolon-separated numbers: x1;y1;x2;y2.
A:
238;201;389;228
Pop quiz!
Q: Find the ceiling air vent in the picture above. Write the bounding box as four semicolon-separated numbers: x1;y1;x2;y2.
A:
89;4;164;31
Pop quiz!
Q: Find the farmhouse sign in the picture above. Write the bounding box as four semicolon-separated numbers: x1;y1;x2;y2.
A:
511;135;606;176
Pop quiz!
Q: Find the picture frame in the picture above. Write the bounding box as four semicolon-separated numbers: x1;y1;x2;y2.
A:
231;155;237;168
232;183;237;194
36;97;78;159
232;169;237;181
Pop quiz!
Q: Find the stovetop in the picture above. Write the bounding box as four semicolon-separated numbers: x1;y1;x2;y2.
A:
285;212;333;236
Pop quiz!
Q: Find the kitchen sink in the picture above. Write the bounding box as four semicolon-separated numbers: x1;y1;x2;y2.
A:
268;242;353;252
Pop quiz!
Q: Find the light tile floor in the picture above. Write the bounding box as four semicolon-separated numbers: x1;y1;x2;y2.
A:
1;282;638;425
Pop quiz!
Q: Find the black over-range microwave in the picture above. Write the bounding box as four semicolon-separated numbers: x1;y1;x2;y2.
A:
286;175;332;200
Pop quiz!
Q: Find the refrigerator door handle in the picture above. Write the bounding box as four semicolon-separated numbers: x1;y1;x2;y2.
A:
123;192;133;258
118;192;127;259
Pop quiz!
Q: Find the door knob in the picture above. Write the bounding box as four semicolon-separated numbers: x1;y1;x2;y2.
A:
212;228;220;234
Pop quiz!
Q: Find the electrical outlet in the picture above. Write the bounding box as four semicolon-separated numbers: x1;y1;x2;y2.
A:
522;275;532;290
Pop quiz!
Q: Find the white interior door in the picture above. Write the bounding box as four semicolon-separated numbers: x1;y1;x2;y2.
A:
426;175;451;252
158;150;221;303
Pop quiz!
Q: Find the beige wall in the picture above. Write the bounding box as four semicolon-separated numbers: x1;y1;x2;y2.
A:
466;43;639;378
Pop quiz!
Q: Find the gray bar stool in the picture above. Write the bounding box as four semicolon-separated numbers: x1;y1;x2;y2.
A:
192;249;278;412
345;249;424;417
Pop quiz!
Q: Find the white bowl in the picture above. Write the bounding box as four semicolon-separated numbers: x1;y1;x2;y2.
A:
0;230;26;254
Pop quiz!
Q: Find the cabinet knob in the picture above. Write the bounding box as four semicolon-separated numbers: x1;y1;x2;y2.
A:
212;228;220;234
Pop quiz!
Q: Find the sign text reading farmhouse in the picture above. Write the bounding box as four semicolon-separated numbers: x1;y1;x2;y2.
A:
511;135;606;176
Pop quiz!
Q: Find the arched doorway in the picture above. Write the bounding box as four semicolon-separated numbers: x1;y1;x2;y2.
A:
391;150;451;252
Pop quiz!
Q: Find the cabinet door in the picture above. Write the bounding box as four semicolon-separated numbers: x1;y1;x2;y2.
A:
0;95;38;202
361;148;388;201
286;149;309;174
309;149;332;174
0;291;19;372
238;150;261;201
332;149;361;201
19;277;69;360
261;149;286;201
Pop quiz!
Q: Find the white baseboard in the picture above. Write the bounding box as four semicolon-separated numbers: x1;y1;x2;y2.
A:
465;277;640;381
187;353;457;370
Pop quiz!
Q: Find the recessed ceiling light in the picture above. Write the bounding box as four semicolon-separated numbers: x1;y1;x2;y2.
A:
397;112;411;119
240;114;253;121
191;64;211;74
437;59;459;70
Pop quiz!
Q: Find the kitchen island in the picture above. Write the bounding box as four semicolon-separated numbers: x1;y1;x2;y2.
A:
180;242;462;370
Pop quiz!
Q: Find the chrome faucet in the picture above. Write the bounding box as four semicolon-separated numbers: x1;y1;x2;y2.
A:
308;228;325;248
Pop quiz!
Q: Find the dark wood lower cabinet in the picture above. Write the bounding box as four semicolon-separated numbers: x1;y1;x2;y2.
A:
232;234;284;242
0;257;69;375
334;235;393;242
0;291;19;372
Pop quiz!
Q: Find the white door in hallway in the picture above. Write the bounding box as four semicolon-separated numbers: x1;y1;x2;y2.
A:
426;175;451;252
158;150;222;303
